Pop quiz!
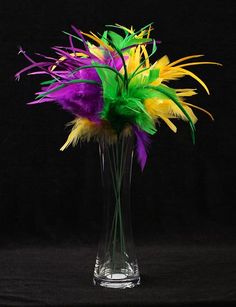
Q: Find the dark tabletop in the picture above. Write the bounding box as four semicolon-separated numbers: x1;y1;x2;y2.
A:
0;240;235;307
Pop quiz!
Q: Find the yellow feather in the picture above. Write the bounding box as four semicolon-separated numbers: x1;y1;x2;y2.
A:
137;30;145;38
51;52;88;71
161;101;198;123
145;99;198;124
154;55;170;69
134;45;141;67
141;45;150;68
183;102;214;120
157;57;221;93
177;61;223;68
168;55;204;67
60;118;93;151
177;67;210;94
115;24;134;34
81;31;113;51
158;115;177;133
144;98;158;119
182;105;198;123
127;46;142;74
147;25;153;39
60;118;134;151
160;69;186;80
89;45;104;60
150;78;162;86
176;88;197;97
144;98;197;133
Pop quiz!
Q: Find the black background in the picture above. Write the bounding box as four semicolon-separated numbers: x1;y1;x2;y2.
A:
0;0;236;306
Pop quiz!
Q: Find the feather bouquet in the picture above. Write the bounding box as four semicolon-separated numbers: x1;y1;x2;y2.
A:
16;23;220;170
16;23;220;288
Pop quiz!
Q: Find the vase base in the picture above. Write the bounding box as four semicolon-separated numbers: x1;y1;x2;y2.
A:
93;274;140;289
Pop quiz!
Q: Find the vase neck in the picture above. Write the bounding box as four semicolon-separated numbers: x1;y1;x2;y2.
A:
99;133;134;192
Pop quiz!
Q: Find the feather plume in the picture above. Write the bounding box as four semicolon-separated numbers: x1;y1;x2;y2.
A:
16;23;221;170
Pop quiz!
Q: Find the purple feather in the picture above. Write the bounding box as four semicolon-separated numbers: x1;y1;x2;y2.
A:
15;27;125;123
133;125;151;171
71;26;90;53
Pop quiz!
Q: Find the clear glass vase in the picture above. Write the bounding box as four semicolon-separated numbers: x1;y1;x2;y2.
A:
93;131;140;289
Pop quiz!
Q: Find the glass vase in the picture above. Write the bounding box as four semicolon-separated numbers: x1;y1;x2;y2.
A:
93;131;140;289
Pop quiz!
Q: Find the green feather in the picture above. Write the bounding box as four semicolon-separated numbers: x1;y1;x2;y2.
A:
132;22;154;36
95;63;119;99
151;84;196;143
62;31;83;42
107;30;124;49
105;22;153;50
103;38;129;89
101;30;108;42
36;79;100;99
105;22;153;38
122;37;152;49
129;85;166;100
71;63;124;82
147;69;159;84
100;91;156;135
40;79;57;85
36;84;65;99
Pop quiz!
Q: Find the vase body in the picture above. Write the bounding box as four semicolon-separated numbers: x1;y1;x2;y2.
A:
93;132;140;289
